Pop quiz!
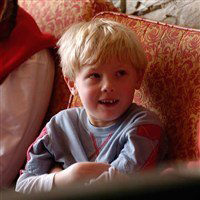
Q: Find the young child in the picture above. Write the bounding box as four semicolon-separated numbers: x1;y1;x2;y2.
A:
16;18;166;193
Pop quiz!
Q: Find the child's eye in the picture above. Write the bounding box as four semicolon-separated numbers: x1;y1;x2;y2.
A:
88;73;101;79
116;70;126;77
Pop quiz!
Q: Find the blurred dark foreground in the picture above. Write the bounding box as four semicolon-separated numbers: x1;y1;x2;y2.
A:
1;167;200;200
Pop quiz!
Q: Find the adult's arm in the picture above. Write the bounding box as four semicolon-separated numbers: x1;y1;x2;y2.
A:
0;49;54;189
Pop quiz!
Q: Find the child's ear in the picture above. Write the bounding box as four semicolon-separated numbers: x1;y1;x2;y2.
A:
135;70;144;90
64;77;77;95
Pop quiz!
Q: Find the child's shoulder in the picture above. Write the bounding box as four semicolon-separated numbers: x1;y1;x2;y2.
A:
52;107;85;119
125;103;162;127
45;107;86;131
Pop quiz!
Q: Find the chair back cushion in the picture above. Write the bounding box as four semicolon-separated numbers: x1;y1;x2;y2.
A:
18;0;118;122
70;12;200;162
18;0;200;162
18;0;118;38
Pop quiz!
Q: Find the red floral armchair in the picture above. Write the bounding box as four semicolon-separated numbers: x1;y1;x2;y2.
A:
19;0;200;163
93;12;200;162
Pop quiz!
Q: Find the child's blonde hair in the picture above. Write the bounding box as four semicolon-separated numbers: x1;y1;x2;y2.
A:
57;18;147;80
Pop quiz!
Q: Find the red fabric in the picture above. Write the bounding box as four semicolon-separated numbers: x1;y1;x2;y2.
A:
0;0;6;17
89;132;113;160
0;7;57;83
136;125;162;170
198;119;200;151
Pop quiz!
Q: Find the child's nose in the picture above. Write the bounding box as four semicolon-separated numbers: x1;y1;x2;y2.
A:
101;79;114;93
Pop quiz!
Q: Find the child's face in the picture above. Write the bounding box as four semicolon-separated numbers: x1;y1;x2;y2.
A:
67;59;143;127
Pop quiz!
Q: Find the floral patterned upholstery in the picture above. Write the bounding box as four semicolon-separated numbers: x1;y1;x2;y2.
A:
71;12;200;162
18;0;200;162
18;0;118;38
92;12;199;162
18;0;118;123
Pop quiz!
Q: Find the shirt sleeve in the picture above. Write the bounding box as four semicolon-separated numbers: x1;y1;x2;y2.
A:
15;127;55;193
15;173;56;194
110;124;163;174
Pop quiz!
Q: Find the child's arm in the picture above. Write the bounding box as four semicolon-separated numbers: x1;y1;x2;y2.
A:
53;162;110;188
52;124;164;187
15;127;56;193
110;124;164;174
83;124;163;185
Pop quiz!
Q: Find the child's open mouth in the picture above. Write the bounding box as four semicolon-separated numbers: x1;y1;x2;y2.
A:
98;99;119;106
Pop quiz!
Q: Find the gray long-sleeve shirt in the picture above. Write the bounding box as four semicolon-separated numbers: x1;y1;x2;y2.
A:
16;103;165;193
